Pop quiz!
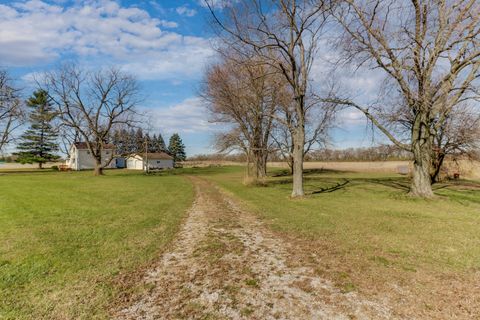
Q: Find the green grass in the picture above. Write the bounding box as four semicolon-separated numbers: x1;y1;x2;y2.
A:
194;166;480;273
0;170;194;319
2;165;480;317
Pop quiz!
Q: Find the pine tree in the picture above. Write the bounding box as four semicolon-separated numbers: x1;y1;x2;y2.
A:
127;128;136;153
15;90;59;168
168;133;186;163
135;128;144;152
145;133;155;152
156;133;166;152
149;134;158;152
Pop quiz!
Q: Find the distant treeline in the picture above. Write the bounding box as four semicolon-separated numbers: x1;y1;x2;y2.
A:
304;145;413;162
188;145;413;162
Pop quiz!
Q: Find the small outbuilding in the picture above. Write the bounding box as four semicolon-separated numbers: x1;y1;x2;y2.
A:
126;152;174;171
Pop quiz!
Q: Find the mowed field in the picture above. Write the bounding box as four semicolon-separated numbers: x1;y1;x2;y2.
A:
1;165;480;319
0;170;193;319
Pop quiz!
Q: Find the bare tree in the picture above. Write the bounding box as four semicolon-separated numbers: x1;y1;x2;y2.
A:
42;64;141;175
0;70;23;152
206;0;333;197
202;54;278;180
377;93;480;182
430;104;480;181
329;0;480;197
271;96;336;173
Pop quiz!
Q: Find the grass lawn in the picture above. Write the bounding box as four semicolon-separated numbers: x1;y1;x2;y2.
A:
183;166;480;273
183;166;480;315
0;170;193;320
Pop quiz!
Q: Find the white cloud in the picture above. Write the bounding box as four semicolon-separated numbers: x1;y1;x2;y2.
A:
198;0;237;9
159;20;178;28
339;109;367;126
176;6;197;17
0;0;213;80
122;36;214;80
146;97;221;134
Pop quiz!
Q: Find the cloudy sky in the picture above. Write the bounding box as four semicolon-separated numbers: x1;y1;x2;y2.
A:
0;0;378;156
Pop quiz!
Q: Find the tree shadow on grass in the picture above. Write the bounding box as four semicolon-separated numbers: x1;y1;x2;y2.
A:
359;178;411;192
309;179;351;194
270;168;348;177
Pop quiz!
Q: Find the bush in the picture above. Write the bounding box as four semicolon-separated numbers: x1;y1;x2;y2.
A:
51;165;59;171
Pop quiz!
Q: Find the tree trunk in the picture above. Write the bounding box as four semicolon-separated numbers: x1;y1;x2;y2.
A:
252;150;267;179
38;162;43;169
262;152;268;177
291;127;305;197
409;119;434;197
430;153;446;183
94;159;103;176
287;155;294;175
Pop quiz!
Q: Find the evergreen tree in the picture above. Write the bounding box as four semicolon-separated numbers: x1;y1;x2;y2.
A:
127;128;136;153
149;134;158;152
168;133;186;163
145;133;155;152
156;133;166;152
135;128;144;152
15;90;59;168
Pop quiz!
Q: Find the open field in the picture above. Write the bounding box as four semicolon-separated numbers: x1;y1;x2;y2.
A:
2;166;480;319
0;162;63;170
0;170;194;319
184;159;480;179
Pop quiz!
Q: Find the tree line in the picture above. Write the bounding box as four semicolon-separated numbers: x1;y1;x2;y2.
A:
203;0;480;198
0;68;186;174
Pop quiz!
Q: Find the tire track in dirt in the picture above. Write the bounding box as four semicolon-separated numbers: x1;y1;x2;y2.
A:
113;176;393;319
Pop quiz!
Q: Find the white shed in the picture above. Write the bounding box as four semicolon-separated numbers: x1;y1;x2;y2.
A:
126;152;174;171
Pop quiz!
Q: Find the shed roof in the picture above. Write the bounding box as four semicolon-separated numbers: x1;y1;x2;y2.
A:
132;152;173;160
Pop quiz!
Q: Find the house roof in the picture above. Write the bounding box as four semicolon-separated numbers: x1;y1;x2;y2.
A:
74;142;115;150
132;152;173;160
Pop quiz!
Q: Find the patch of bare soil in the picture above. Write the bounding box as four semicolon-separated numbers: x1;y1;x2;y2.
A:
112;177;392;319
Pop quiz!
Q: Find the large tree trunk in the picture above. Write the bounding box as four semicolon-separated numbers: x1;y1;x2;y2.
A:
94;158;103;176
252;149;267;179
409;118;434;197
38;162;43;169
291;127;305;197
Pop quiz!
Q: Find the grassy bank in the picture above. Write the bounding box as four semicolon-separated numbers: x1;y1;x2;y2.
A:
0;170;193;319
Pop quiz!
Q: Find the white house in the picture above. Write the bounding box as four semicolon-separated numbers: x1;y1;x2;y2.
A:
126;152;174;171
66;142;117;171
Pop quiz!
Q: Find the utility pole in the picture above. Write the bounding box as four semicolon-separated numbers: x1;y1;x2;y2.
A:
144;136;149;174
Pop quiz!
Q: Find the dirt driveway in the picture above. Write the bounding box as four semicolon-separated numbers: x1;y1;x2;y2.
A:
113;176;392;319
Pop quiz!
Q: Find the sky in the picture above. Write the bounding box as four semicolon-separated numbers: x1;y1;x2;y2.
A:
0;0;382;156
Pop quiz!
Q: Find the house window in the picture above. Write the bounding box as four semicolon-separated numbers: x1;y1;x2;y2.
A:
106;151;110;154
157;160;161;164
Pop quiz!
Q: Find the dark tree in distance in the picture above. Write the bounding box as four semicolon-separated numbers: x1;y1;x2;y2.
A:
15;90;59;168
168;133;186;163
156;133;167;152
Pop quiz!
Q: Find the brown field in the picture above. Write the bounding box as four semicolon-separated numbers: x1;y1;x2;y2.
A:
184;160;480;180
0;162;63;170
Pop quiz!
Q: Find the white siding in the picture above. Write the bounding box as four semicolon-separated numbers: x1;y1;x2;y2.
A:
126;155;173;170
126;156;144;170
147;159;174;169
67;146;116;170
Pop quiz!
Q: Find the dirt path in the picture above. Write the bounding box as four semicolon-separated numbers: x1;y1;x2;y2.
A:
113;177;393;319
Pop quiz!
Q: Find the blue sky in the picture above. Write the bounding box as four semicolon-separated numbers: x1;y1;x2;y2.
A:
0;0;381;156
